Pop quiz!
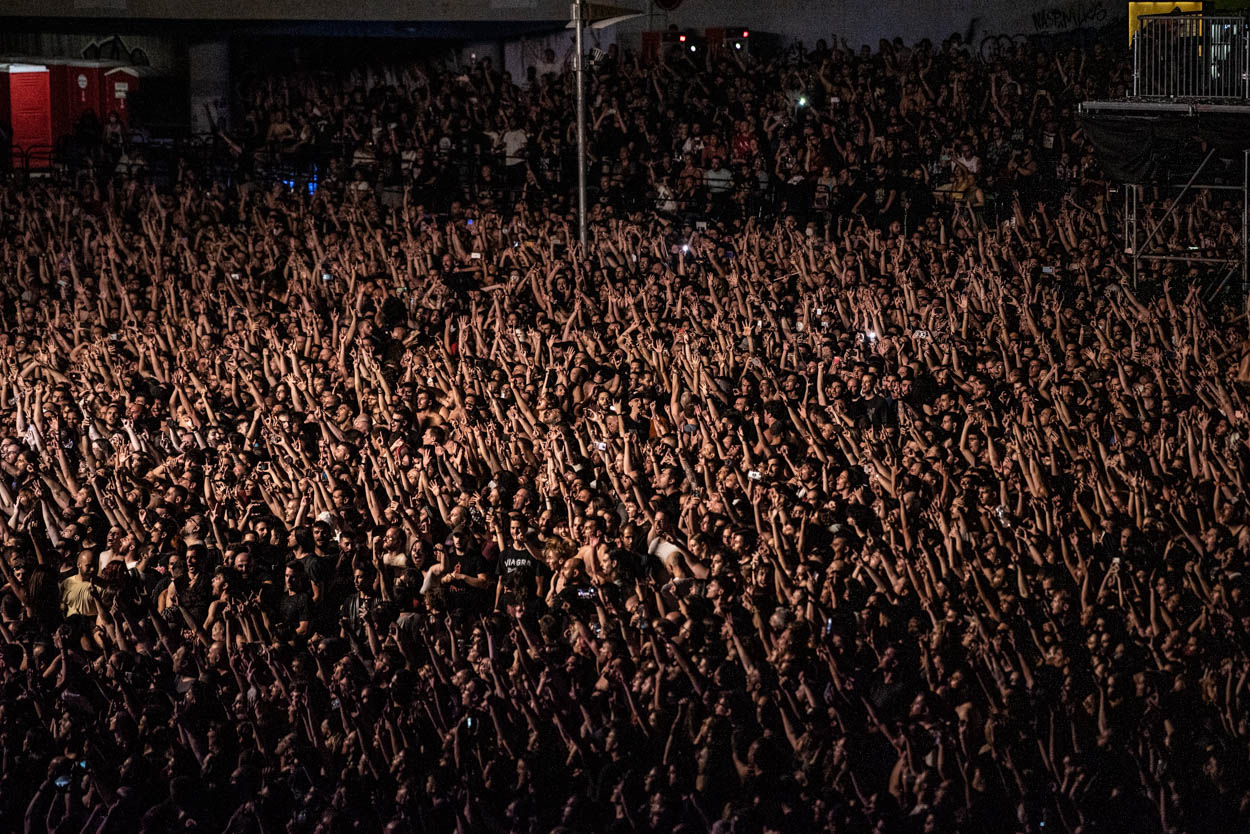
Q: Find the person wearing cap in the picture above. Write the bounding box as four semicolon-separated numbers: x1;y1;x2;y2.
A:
436;525;492;610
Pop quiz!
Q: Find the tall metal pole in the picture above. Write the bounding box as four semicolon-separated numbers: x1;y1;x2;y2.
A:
574;1;588;249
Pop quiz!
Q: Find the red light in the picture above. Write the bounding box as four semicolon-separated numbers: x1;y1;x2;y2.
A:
742;30;750;38
678;34;686;42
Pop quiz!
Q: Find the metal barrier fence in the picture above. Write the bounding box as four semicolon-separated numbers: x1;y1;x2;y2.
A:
5;133;1041;232
1134;14;1250;99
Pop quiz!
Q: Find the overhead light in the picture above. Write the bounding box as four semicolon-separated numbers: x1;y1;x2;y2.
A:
690;44;696;51
734;42;742;49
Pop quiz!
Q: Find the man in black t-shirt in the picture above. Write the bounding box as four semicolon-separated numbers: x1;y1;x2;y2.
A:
289;526;334;602
869;160;904;225
493;513;551;608
340;565;377;637
439;525;492;611
280;562;314;639
178;545;213;626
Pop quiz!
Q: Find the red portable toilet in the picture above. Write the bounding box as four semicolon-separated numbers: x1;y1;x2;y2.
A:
2;64;53;163
103;65;143;124
704;28;727;60
0;72;7;169
49;59;115;138
640;30;662;64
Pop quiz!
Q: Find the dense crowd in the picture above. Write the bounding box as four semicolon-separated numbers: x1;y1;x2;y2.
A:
0;25;1249;834
216;32;1123;225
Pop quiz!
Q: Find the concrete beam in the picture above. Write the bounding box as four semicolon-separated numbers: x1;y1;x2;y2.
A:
0;0;570;22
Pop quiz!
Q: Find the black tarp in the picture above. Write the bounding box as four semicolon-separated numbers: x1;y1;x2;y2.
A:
1080;111;1250;183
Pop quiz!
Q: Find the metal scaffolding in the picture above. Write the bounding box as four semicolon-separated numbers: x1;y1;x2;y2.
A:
1083;13;1250;298
1120;146;1249;298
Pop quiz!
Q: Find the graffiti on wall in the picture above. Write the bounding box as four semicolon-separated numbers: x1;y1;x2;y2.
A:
973;0;1111;62
979;32;1030;61
81;35;150;66
1029;0;1108;32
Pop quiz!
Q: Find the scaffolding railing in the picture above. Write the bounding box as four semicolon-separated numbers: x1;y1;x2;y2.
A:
1134;14;1250;99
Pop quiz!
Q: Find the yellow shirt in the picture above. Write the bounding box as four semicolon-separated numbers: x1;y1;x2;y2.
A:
60;575;99;617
